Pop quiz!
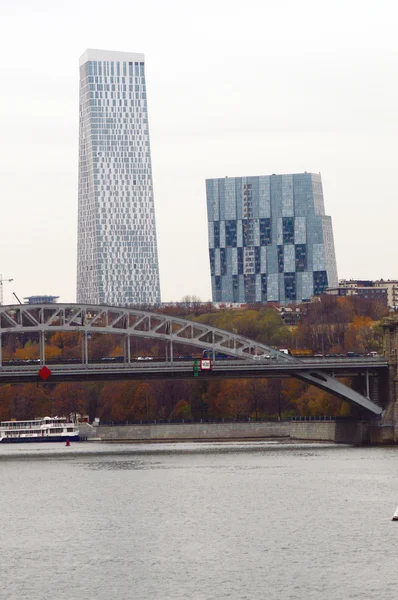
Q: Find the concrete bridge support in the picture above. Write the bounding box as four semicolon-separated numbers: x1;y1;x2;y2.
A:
377;317;398;443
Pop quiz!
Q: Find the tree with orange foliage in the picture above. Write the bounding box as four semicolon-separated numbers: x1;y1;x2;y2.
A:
281;379;306;416
89;334;115;360
50;332;82;350
52;383;87;419
292;385;347;417
44;345;62;361
15;341;40;360
170;399;192;421
0;385;15;420
0;384;52;420
345;315;378;353
209;380;250;420
131;383;155;421
99;381;138;422
246;379;269;419
206;381;233;420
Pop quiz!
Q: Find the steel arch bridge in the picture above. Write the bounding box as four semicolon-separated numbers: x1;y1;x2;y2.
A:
0;303;383;416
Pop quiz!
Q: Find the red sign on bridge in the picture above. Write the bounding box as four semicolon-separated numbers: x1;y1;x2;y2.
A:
38;366;52;381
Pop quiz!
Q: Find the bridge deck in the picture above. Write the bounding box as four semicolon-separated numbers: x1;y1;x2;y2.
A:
0;357;388;384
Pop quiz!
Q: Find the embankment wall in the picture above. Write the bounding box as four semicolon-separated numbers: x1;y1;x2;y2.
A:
95;421;290;441
90;420;381;444
289;421;336;441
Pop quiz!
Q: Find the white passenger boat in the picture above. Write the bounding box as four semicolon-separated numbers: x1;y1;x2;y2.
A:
392;506;398;521
0;416;80;443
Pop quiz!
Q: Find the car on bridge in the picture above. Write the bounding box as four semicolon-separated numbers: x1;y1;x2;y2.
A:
253;354;271;360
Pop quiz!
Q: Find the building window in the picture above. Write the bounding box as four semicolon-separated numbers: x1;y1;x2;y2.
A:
283;217;294;244
225;220;237;247
213;221;220;248
278;245;284;273
259;218;272;246
284;273;296;301
215;276;222;302
237;247;244;275
295;244;307;272
255;247;261;274
232;275;239;303
220;248;227;275
242;219;248;247
261;274;267;301
244;274;256;303
209;249;215;276
313;270;328;295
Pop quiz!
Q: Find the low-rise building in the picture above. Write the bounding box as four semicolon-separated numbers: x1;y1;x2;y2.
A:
374;280;398;309
23;295;59;305
325;279;388;305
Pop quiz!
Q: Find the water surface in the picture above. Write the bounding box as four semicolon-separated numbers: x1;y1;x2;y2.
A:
1;441;398;600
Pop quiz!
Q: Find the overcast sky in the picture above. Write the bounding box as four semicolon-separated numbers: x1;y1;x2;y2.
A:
0;0;397;305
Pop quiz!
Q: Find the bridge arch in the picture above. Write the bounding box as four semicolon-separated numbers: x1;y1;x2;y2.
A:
0;303;296;361
0;303;383;416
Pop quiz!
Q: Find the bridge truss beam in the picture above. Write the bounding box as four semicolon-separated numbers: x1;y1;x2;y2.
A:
0;303;384;416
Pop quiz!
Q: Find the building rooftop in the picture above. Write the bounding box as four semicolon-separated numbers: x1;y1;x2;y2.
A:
23;295;59;305
79;49;144;66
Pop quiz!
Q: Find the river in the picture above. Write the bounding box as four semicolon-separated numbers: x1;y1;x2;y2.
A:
1;441;398;599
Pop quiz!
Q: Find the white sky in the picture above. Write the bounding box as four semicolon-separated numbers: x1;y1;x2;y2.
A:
0;0;397;304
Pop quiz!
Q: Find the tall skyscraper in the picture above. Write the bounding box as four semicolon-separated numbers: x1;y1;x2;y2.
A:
206;173;338;304
77;49;161;306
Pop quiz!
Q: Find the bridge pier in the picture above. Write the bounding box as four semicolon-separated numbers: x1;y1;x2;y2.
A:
377;317;398;443
369;374;380;406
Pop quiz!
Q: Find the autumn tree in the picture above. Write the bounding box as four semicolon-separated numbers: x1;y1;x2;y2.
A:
0;384;52;420
170;399;192;421
189;381;209;420
206;381;233;420
292;385;347;416
15;341;40;360
150;380;191;419
131;383;155;421
50;332;82;351
246;379;269;420
52;383;87;419
99;381;138;422
85;383;103;422
195;307;290;347
0;385;16;420
89;334;116;360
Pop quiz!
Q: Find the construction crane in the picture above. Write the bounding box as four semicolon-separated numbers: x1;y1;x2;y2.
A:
0;275;14;305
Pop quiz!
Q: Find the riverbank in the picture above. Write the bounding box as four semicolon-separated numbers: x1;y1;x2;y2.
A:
83;420;386;444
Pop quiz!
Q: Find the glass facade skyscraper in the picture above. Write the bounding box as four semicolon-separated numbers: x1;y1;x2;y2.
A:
206;173;338;304
77;49;161;306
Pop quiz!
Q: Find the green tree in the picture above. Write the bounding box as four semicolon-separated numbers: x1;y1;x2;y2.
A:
170;399;192;421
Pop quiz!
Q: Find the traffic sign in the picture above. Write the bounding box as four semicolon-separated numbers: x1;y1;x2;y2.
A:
200;359;213;371
38;366;52;381
193;359;199;377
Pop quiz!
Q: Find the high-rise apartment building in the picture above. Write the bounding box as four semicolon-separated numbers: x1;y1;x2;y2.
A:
77;49;161;306
206;173;338;304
